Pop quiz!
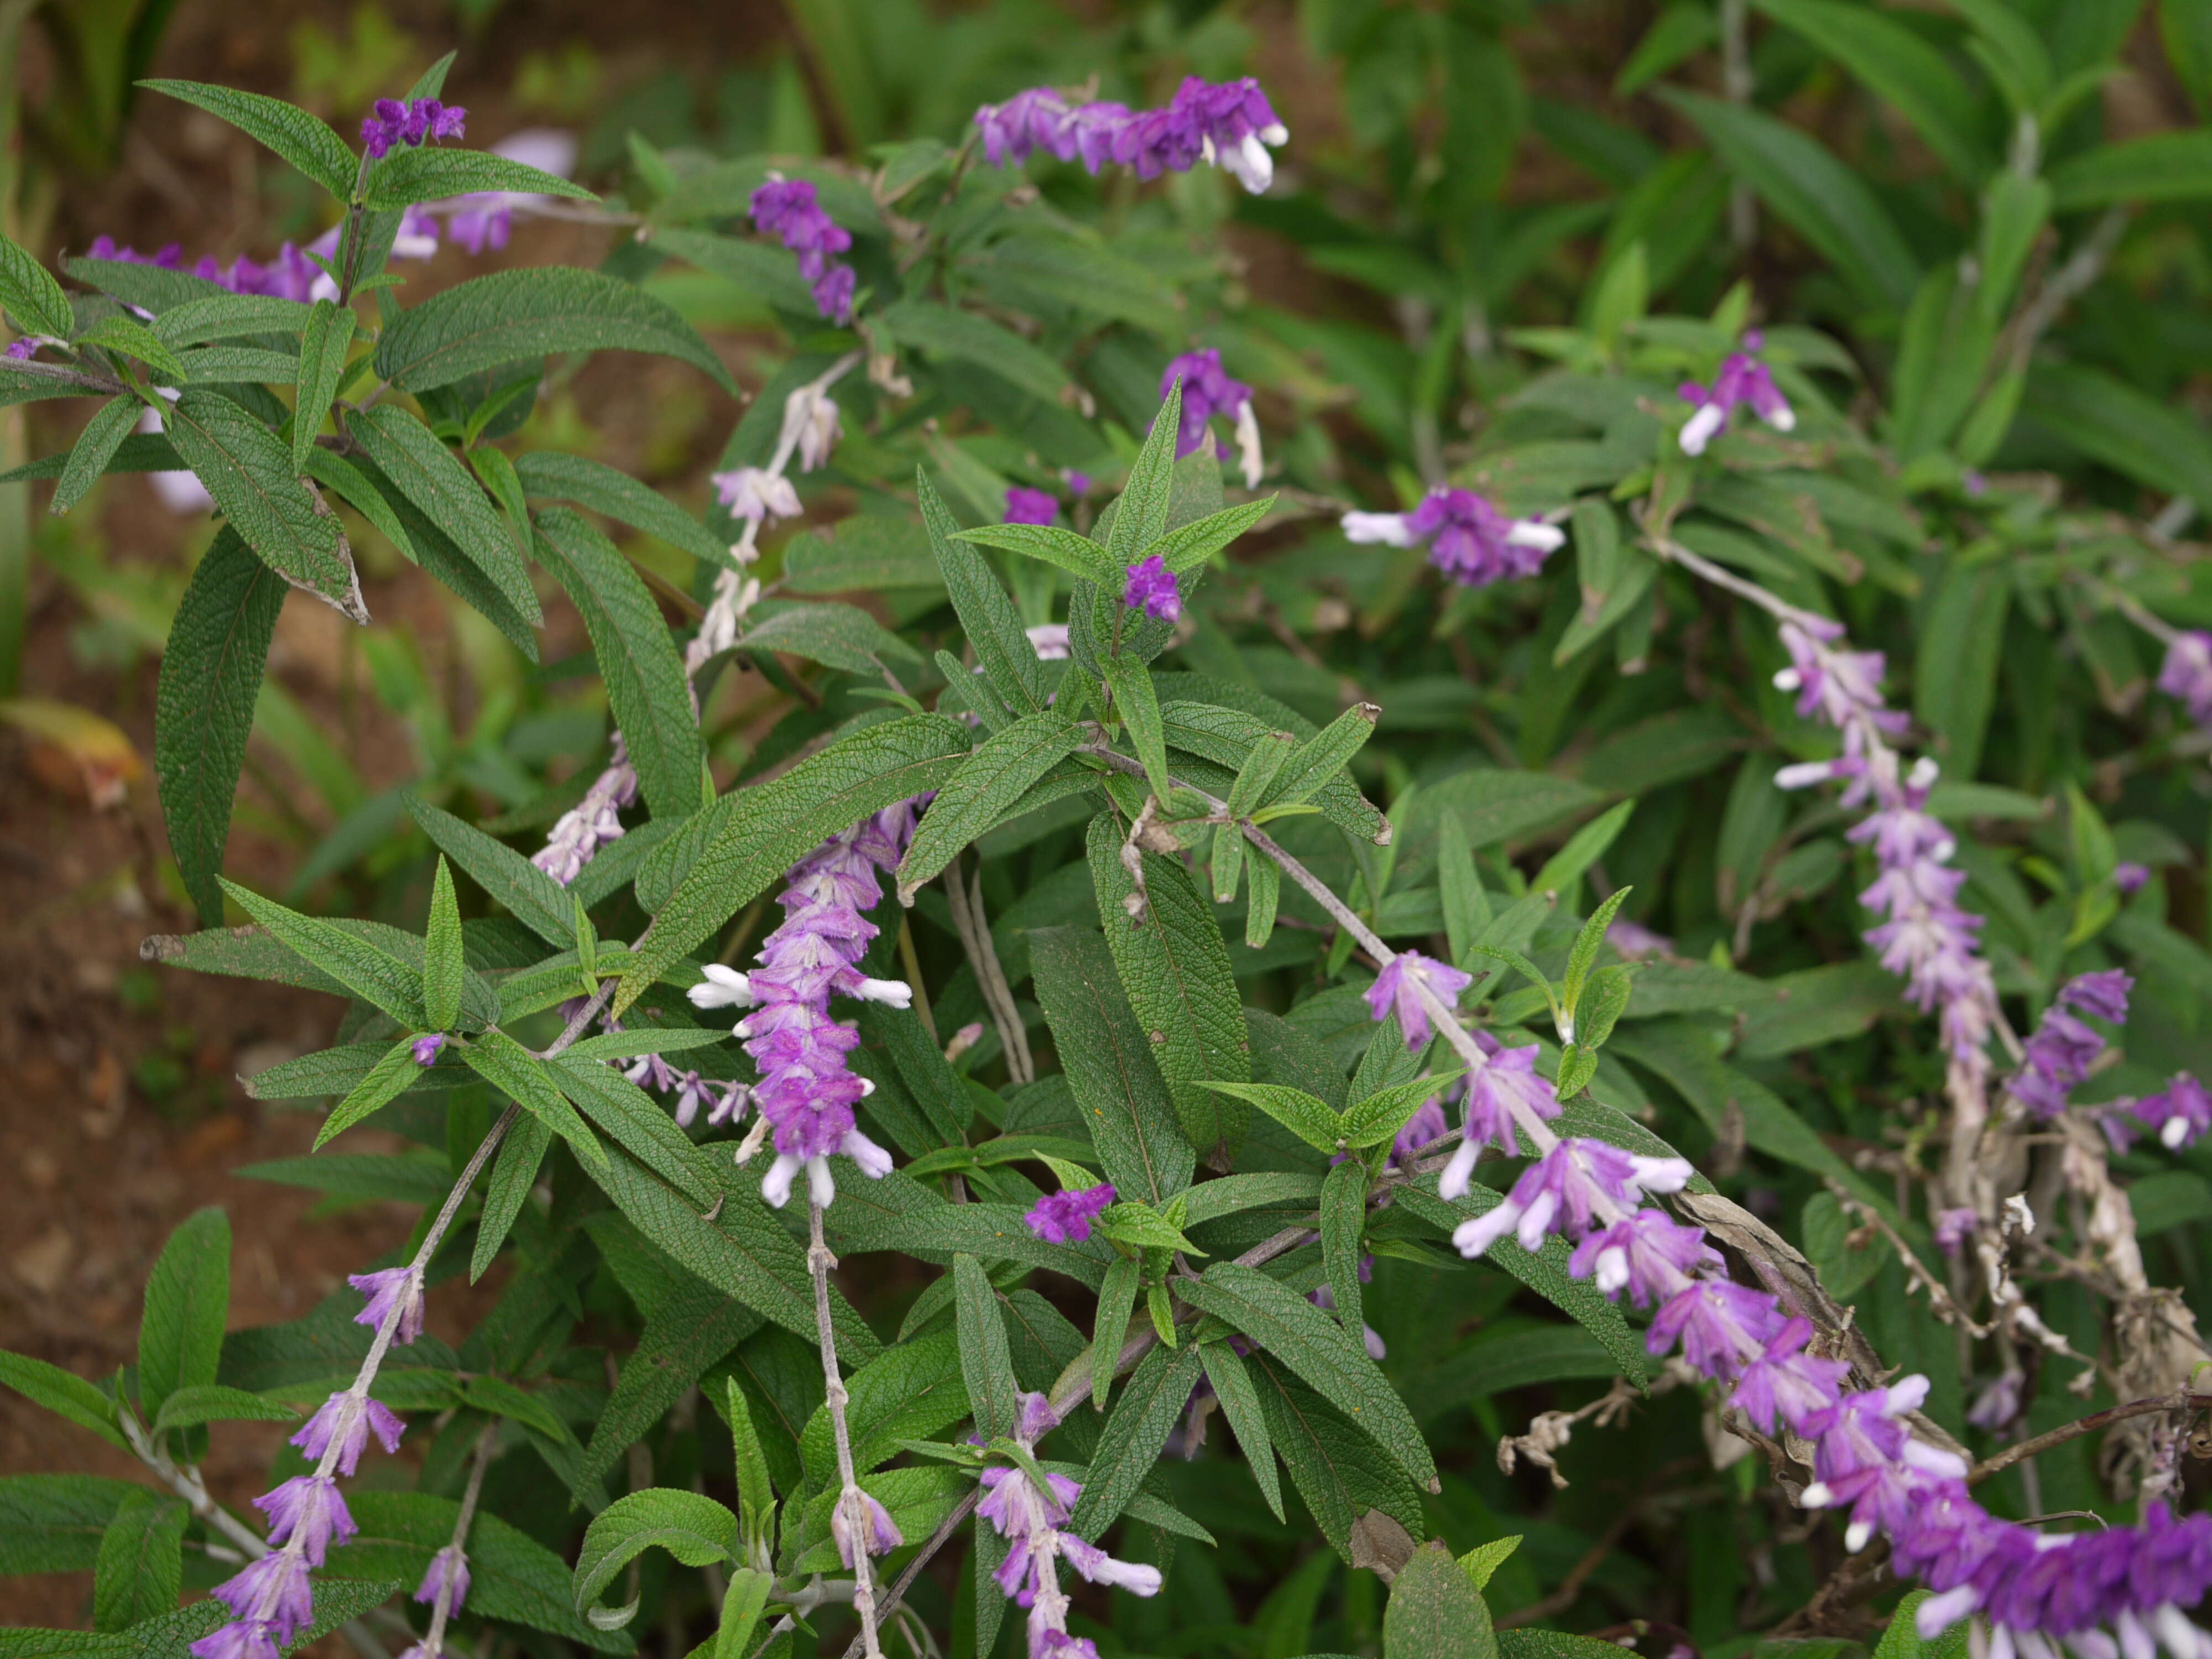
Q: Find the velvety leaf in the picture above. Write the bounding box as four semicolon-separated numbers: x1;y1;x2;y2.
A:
345;404;541;628
1066;1340;1205;1537
137;1208;229;1429
137;80;356;196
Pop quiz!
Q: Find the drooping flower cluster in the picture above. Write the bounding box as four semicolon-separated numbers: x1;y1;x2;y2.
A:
1121;555;1181;624
1363;950;1473;1051
1025;1182;1115;1244
977;1392;1162;1658
1435;1031;1563;1197
533;735;640;885
688;802;923;1208
362;97;467;160
1341;487;1566;589
1769;612;2001;1083
2157;632;2212;737
1677;331;1795;455
1384;974;2212;1659
81;225;430;306
189;1271;420;1659
619;1034;746;1130
2004;971;2130;1119
1159;349;1263;486
974;76;1288;194
749;176;855;325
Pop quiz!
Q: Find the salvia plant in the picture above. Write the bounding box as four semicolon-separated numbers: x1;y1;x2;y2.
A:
4;26;2212;1659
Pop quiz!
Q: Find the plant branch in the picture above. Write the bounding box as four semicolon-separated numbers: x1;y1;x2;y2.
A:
942;854;1032;1084
1970;1390;2212;1485
809;1199;884;1658
418;1418;498;1658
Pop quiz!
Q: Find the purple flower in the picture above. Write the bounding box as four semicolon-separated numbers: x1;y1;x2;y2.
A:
1063;470;1092;496
437;128;577;255
2059;968;2132;1024
1451;1138;1693;1259
414;1544;470;1611
254;1475;356;1566
2111;1073;2212;1151
1438;1035;1563;1198
2115;861;2152;894
207;1551;315;1644
750;177;857;326
1678;332;1794;454
2004;972;2129;1119
832;1491;905;1567
1005;487;1058;525
1394;1097;1450;1163
4;338;36;360
364;97;465;159
1933;1207;1978;1254
87;235;182;268
1568;1207;1719;1307
349;1266;425;1345
973;78;1287;192
1025;1182;1115;1244
1966;1371;2022;1432
1121;555;1181;624
1363;951;1473;1051
291;1389;406;1476
1160;348;1254;462
1342;487;1565;588
411;1033;446;1066
189;1623;283;1659
1728;1317;1850;1433
2158;632;2212;732
1649;1277;1787;1376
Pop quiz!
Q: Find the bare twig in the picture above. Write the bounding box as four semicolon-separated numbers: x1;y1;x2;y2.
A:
1970;1390;2212;1485
416;1420;498;1658
942;855;1032;1084
808;1201;884;1658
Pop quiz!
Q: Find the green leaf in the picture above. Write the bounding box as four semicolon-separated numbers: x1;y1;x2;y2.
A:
574;1488;737;1620
1105;656;1172;802
1913;560;2009;779
1661;90;1918;310
1460;1533;1522;1590
1748;0;1985;178
0;1352;126;1449
153;293;317;349
1163;700;1390;847
1246;1357;1425;1562
148;1382;296;1435
652;225;818;315
462;1030;608;1172
2023;362;2212;507
918;467;1044;722
377;267;739;395
1093;1257;1141;1410
160;389;365;622
220;878;429;1025
155;530;287;926
2049;130;2212;206
291;300;353;473
1386;1540;1499;1659
1146;496;1278;577
1342;1072;1459;1150
1110;384;1184;566
406;793;575;948
1529;799;1635;901
0;1474;144;1577
1066;1341;1206;1537
91;1489;186;1632
0;231;72;340
1562;887;1632;1028
345;1490;621;1650
549;1056;717;1205
897;715;1084;901
472;1114;551;1281
311;1036;421;1149
346;404;541;630
513;449;730;570
1318;1160;1370;1338
618;715;973;1014
74;315;190;382
883;299;1068;403
51;397;139;519
1198;1340;1284;1520
418;856;465;1033
953;1255;1020;1440
1087;813;1251;1166
138;79;356;196
1029;926;1196;1207
237;1151;452;1204
138;1208;229;1429
1094;1201;1205;1255
723;1377;777;1557
953;522;1122;586
1178;1261;1437;1494
533;508;704;821
713;1568;774;1659
364;145;597;210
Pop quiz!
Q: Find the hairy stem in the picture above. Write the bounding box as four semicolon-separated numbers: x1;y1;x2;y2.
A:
808;1200;884;1659
418;1420;498;1658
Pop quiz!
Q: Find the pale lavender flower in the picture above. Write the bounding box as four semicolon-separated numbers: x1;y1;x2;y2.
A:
1451;1138;1692;1259
254;1475;355;1566
713;466;802;525
1966;1371;2023;1432
1678;331;1794;454
784;385;842;474
1728;1317;1849;1434
414;1545;470;1611
533;744;638;885
1025;1183;1115;1244
750;177;855;325
1363;951;1473;1051
973;77;1287;193
411;1034;446;1066
1394;1097;1450;1163
1121;555;1180;624
1025;623;1071;661
2116;861;2152;894
1342;487;1564;588
1568;1207;1719;1307
2157;631;2212;732
1933;1208;1978;1254
2005;971;2130;1119
291;1389;405;1477
201;1552;314;1650
832;1491;904;1567
1005;487;1058;525
351;1266;426;1345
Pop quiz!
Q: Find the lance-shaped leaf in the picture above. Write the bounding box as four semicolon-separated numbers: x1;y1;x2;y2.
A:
406;792;575;947
1108;382;1183;565
0;229;74;340
953;1255;1020;1441
313;1037;422;1149
1199;1339;1284;1520
1246;1352;1425;1562
1199;1080;1340;1155
533;508;703;821
549;1056;717;1206
1065;1340;1205;1538
1087;813;1251;1165
462;1030;608;1172
573;1489;737;1619
881;299;1070;403
1164;700;1390;846
1318;1160;1370;1338
137;1209;229;1433
138;80;357;197
91;1489;188;1634
1385;1540;1499;1659
0;1354;128;1448
345;453;541;660
918;467;1043;721
422;856;464;1032
364;145;598;210
347;404;541;629
375;267;739;394
220;877;429;1025
154;529;285;925
1177;1261;1438;1494
1142;495;1276;575
1342;1072;1462;1150
154;292;316;349
161;390;366;621
52;397;140;518
1029;926;1194;1206
291;300;354;473
617;715;973;1014
953;522;1121;586
1092;1258;1141;1410
1105;655;1172;802
514;449;730;569
472;1115;551;1281
897;713;1083;901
